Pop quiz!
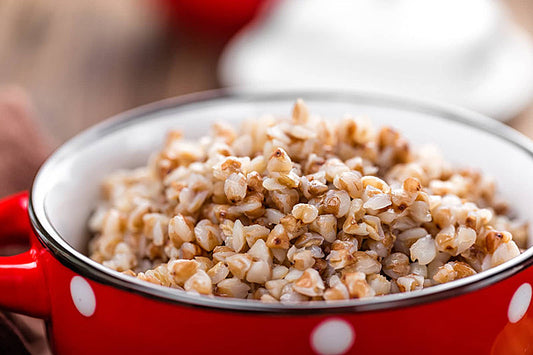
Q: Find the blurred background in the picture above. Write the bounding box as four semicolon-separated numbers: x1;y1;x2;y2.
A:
0;0;532;145
0;0;532;353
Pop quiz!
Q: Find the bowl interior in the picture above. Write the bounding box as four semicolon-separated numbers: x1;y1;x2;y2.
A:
29;91;533;309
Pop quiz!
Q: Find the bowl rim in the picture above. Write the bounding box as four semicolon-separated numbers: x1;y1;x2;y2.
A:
29;88;533;314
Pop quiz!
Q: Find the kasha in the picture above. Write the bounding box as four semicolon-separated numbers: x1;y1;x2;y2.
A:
89;100;526;302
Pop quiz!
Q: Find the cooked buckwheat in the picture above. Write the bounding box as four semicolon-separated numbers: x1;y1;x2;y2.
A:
89;100;528;302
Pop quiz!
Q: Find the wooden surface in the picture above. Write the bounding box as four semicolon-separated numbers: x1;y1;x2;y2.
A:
0;1;531;354
0;0;224;146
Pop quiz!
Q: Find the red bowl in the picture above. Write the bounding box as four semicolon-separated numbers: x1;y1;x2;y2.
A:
2;90;533;354
158;0;267;37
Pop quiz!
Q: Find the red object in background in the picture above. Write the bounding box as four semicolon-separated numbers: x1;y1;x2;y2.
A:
159;0;267;38
0;192;532;354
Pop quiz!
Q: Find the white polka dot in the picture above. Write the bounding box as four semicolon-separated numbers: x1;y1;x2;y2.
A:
70;276;96;317
311;318;355;355
508;283;532;324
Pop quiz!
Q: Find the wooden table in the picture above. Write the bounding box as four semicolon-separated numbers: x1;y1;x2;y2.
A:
0;0;531;354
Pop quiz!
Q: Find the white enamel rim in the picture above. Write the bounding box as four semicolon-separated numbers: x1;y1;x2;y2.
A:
29;89;533;313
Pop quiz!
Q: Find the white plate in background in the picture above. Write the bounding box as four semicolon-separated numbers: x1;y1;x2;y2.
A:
219;0;533;121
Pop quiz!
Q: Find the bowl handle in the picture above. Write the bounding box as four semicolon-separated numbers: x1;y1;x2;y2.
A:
0;192;50;318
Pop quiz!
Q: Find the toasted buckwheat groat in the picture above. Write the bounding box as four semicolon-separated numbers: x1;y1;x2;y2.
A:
89;100;528;302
